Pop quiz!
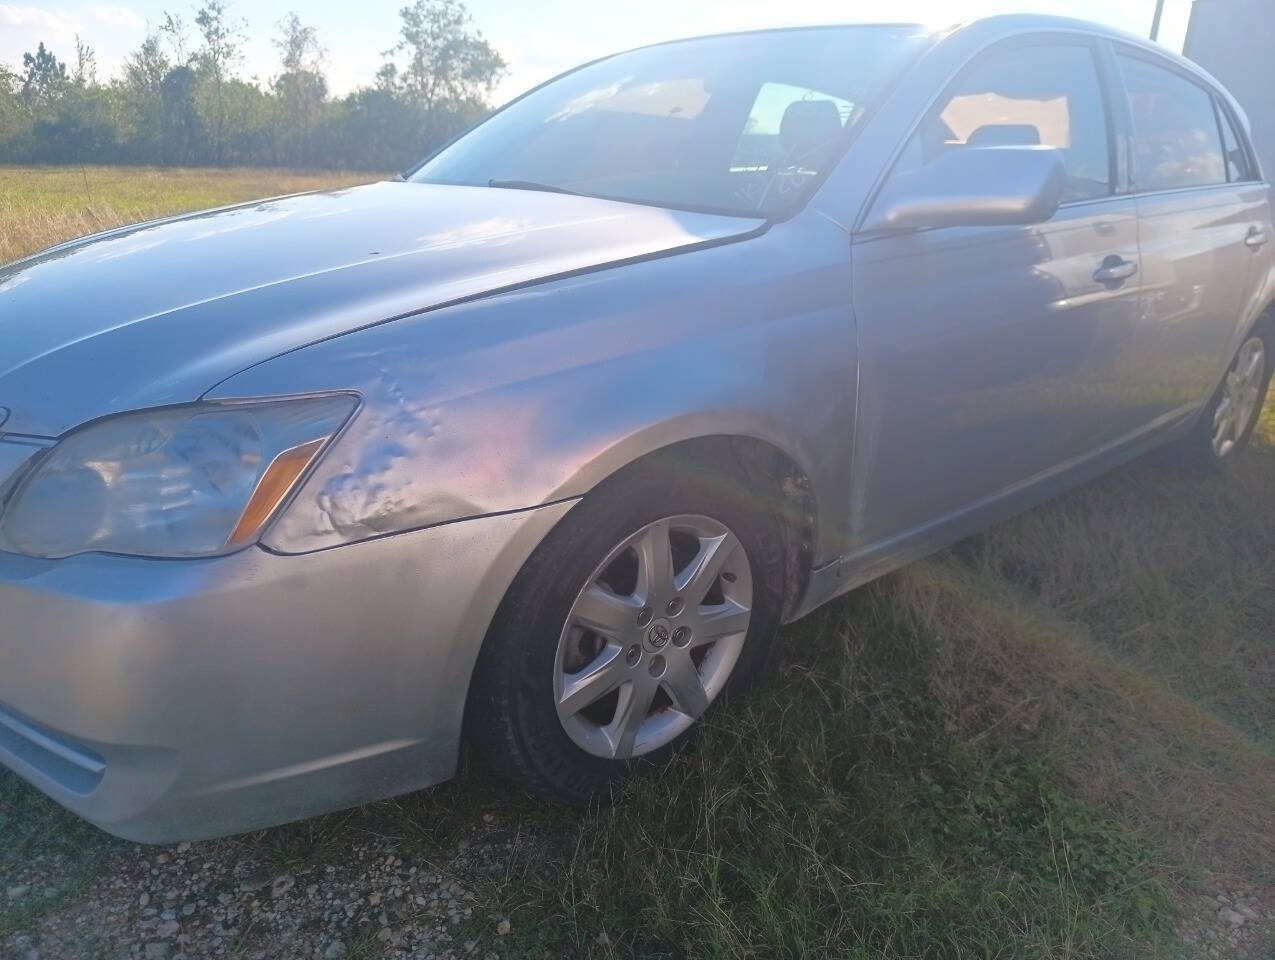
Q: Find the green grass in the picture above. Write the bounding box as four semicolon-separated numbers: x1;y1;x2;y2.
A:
511;611;1175;959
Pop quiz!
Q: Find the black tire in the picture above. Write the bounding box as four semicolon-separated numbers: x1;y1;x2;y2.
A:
466;446;788;804
1171;319;1272;471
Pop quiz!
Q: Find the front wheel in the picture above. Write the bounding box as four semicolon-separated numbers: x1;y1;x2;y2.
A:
467;453;786;803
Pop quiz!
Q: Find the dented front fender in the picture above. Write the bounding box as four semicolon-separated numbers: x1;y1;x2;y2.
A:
204;215;859;563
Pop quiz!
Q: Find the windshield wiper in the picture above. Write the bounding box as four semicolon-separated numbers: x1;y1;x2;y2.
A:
488;178;584;197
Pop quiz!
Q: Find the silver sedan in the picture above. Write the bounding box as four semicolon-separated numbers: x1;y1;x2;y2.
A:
1;15;1272;842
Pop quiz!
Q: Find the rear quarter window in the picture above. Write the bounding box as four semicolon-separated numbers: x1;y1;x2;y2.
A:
1216;101;1255;182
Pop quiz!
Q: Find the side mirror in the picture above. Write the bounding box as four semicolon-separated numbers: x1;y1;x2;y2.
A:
866;146;1066;232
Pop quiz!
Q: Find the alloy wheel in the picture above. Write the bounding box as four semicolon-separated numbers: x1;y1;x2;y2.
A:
1212;335;1267;458
553;514;753;760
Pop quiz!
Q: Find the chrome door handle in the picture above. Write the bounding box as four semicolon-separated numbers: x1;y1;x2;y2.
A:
1245;227;1269;249
1093;257;1138;283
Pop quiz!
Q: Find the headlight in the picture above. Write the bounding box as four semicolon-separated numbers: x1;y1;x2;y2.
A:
0;395;357;559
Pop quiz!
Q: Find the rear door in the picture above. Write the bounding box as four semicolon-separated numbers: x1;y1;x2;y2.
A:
848;38;1143;549
1115;48;1272;419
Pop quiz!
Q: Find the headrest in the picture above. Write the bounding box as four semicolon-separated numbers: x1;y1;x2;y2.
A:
966;124;1043;148
779;99;843;157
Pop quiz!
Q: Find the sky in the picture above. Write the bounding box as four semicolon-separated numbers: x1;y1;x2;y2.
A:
0;0;1195;105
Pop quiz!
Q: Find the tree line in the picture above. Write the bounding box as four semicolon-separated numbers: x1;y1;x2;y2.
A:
0;0;507;171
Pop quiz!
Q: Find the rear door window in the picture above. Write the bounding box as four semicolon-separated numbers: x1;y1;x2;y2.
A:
1117;54;1227;191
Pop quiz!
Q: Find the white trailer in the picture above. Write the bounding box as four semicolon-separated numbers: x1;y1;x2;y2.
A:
1184;0;1275;173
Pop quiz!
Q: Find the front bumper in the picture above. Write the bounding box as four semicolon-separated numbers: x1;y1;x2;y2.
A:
0;500;575;842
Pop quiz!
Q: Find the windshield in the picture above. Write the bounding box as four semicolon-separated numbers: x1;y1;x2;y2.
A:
409;26;932;218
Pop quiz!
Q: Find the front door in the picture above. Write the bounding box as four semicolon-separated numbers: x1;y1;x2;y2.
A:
848;39;1144;550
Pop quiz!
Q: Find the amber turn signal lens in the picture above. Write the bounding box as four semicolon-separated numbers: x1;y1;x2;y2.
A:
226;438;326;546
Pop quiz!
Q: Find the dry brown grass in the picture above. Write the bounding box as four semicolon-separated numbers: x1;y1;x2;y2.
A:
0;165;378;264
898;553;1275;883
538;402;1275;957
897;405;1275;903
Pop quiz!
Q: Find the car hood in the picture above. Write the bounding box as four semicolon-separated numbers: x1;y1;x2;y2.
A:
0;180;762;437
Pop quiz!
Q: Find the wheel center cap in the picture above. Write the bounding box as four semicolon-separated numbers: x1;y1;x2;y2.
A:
645;618;672;651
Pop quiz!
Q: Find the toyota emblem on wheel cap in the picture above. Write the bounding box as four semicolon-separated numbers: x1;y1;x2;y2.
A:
647;623;670;648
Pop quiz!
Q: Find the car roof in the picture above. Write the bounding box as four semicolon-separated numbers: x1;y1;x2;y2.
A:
635;16;1229;107
945;13;1191;64
622;23;932;52
640;15;1189;72
943;14;1239;114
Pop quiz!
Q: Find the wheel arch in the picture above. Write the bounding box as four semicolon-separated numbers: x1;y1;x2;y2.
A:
1243;258;1275;341
1192;296;1275;427
1249;298;1275;335
546;427;820;620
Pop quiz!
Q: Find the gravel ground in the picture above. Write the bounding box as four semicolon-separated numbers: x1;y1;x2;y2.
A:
5;799;1273;960
1176;885;1275;960
0;776;562;960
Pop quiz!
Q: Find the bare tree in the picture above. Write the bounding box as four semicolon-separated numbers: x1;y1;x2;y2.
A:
274;12;326;76
192;0;246;163
73;36;98;86
159;12;191;66
384;0;505;118
272;12;328;164
194;1;244;83
124;29;172;92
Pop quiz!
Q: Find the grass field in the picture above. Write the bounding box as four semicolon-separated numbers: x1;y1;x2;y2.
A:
0;165;378;264
1;166;1273;960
